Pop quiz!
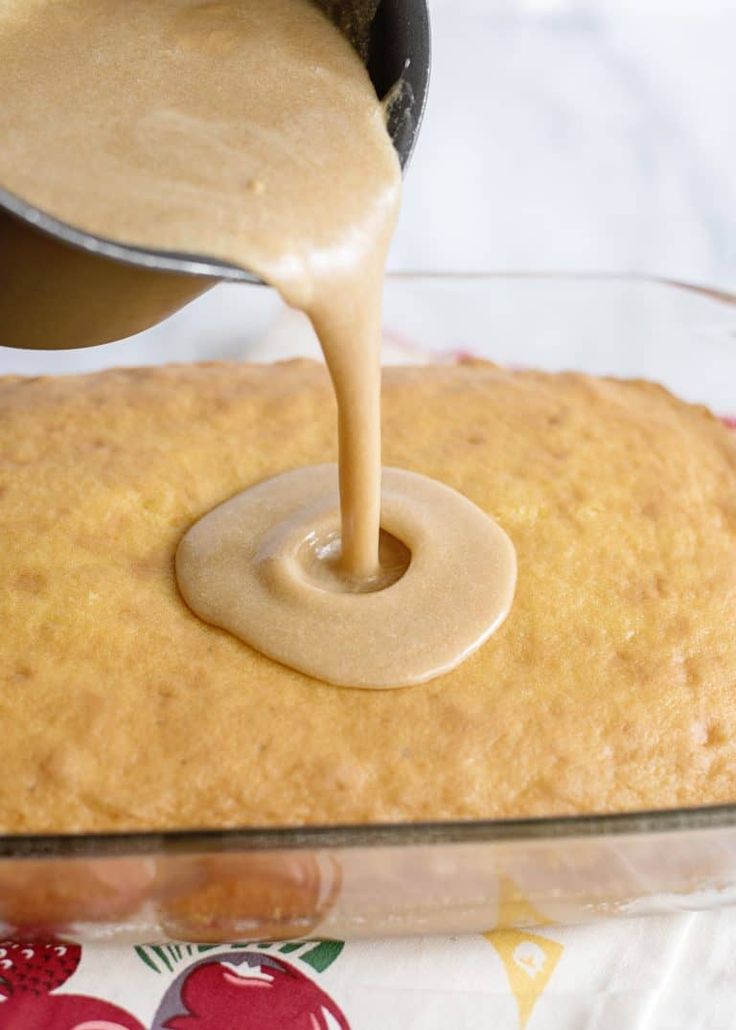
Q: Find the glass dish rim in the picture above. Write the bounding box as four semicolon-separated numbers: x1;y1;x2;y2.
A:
4;272;734;860
384;269;735;306
3;803;736;860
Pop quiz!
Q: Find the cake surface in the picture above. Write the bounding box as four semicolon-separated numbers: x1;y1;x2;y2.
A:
2;360;736;833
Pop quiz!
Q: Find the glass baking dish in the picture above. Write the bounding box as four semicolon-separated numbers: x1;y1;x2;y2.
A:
2;274;736;945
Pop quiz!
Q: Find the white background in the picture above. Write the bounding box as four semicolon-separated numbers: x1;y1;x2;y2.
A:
392;0;735;290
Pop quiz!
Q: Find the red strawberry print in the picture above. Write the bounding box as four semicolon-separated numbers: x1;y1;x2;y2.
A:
153;951;349;1030
0;939;143;1030
0;941;80;995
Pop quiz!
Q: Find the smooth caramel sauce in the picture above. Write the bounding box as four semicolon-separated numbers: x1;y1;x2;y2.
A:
177;465;516;687
0;0;516;686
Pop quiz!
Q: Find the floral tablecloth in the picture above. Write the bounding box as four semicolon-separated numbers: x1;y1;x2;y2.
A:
1;909;734;1029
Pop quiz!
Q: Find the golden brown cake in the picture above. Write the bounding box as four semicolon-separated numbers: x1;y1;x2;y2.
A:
2;360;736;833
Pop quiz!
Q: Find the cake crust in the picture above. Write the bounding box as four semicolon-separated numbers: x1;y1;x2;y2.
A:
2;360;735;832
